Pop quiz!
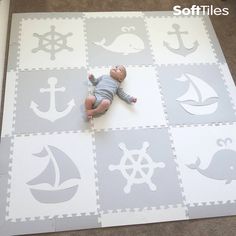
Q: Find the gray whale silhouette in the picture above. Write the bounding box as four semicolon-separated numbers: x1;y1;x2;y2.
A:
187;149;236;184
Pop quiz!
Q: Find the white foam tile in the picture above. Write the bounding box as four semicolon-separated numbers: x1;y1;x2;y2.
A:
171;124;236;205
7;132;98;220
92;66;167;130
101;206;188;227
18;18;87;70
145;16;217;65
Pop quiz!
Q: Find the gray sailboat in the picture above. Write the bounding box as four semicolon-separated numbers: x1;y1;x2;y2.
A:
27;145;80;204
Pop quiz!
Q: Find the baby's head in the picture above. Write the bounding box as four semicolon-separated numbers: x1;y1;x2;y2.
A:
110;65;126;83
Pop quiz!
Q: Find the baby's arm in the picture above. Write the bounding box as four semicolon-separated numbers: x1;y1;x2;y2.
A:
117;87;137;104
88;74;102;86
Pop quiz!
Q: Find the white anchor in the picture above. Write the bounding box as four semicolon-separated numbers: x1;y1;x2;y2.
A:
30;77;75;122
163;24;199;57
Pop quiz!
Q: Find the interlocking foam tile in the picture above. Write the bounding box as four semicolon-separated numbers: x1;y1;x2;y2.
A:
0;11;236;235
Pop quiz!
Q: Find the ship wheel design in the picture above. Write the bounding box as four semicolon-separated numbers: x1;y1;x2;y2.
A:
109;142;165;194
32;25;73;60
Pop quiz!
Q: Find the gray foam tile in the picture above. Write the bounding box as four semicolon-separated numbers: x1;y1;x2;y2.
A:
158;64;236;125
55;214;101;232
1;218;55;236
0;137;11;174
7;44;19;72
202;15;226;63
0;174;8;228
14;69;90;134
9;14;22;44
95;128;184;211
85;17;154;66
188;202;236;219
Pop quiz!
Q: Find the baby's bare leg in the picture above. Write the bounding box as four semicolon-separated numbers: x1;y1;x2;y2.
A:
85;95;96;110
87;99;111;118
94;99;111;114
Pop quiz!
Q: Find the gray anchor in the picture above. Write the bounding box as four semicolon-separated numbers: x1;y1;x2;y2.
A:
30;77;75;122
163;24;199;57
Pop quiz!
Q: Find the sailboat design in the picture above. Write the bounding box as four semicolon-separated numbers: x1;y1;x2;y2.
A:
176;73;219;115
27;145;80;204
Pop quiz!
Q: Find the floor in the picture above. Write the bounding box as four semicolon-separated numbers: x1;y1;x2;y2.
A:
3;0;236;235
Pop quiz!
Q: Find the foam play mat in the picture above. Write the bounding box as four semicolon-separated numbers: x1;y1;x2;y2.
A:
1;11;236;235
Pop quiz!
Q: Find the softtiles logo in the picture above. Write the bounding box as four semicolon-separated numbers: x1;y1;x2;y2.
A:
173;5;229;16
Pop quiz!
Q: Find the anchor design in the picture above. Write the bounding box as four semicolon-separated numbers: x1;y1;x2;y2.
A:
30;77;75;122
163;24;199;57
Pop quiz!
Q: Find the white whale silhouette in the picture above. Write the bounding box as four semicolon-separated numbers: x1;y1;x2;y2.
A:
94;33;145;55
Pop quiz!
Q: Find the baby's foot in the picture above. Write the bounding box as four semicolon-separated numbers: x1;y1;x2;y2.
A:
86;109;94;120
88;74;95;81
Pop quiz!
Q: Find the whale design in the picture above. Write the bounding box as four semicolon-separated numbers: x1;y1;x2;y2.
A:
187;149;236;184
94;33;145;55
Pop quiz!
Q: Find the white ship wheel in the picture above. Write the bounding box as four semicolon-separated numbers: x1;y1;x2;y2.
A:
109;142;165;193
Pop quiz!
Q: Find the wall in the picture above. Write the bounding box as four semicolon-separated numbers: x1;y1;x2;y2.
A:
0;0;10;109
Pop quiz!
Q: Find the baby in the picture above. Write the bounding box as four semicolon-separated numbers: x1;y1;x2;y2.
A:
85;65;137;119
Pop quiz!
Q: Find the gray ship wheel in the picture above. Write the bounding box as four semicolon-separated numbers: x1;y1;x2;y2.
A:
32;25;73;60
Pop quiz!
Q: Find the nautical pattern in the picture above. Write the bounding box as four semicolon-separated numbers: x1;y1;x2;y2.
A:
0;11;236;236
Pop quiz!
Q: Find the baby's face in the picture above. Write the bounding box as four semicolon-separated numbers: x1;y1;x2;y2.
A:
110;65;126;82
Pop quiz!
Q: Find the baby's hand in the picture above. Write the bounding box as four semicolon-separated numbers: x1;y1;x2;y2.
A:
88;74;95;81
131;97;137;103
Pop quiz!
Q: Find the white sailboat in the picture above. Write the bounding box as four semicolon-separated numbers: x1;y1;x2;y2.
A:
176;73;219;115
27;145;80;204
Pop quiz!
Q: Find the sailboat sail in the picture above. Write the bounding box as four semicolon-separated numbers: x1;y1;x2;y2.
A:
27;145;80;188
176;73;218;104
27;158;56;186
48;145;80;186
27;145;80;204
176;80;199;102
186;73;218;102
176;73;219;115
